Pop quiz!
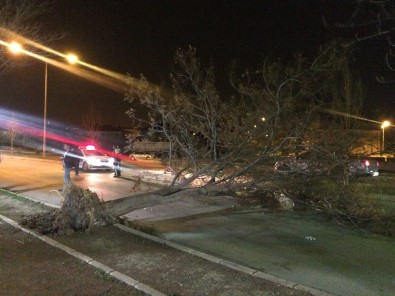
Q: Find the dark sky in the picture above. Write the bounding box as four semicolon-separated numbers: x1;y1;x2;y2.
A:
0;0;393;128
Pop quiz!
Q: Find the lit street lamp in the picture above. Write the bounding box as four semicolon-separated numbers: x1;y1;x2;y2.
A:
381;120;391;153
43;62;48;157
8;42;78;157
42;54;78;156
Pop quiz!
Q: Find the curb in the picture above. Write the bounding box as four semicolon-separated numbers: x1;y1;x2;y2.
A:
0;214;166;296
0;188;61;209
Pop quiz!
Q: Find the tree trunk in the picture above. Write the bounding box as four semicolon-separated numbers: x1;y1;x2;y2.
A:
106;186;237;217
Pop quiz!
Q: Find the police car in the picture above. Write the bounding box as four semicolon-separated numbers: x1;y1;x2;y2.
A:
77;145;115;172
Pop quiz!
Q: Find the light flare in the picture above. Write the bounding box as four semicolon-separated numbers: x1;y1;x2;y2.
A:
322;109;393;126
0;28;169;97
1;107;86;153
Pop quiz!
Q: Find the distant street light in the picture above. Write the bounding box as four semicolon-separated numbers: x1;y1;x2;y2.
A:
8;42;78;157
381;120;391;153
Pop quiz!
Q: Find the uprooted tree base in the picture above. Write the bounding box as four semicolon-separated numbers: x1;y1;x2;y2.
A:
21;182;241;236
21;185;114;235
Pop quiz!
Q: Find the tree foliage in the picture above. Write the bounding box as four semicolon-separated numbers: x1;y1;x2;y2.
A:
81;103;102;143
6;112;18;152
124;43;366;191
331;0;395;81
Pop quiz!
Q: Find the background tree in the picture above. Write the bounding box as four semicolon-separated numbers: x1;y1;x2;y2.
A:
0;0;56;74
7;111;18;152
81;102;102;143
290;42;368;183
330;0;395;82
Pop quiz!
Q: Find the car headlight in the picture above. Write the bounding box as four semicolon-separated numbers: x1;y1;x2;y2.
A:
87;157;100;166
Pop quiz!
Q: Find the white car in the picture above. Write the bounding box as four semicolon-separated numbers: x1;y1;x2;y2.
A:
77;146;114;171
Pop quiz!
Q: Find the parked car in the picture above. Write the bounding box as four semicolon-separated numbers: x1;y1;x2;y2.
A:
274;151;379;177
77;145;115;172
348;157;379;177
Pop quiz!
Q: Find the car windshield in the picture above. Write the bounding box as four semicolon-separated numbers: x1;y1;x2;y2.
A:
83;150;106;157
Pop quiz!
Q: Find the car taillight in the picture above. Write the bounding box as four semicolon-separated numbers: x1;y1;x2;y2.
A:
364;160;370;166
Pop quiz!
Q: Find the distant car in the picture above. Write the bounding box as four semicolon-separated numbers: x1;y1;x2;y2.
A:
274;152;379;177
348;157;379;177
77;145;114;172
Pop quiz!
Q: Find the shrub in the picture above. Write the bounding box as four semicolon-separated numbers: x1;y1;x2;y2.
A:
288;179;395;236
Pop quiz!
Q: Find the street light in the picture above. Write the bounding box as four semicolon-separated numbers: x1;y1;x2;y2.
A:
381;120;391;153
9;41;22;53
8;42;78;156
43;54;78;157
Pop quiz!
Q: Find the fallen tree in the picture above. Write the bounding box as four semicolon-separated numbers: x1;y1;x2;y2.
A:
121;44;365;197
24;44;394;235
116;45;395;236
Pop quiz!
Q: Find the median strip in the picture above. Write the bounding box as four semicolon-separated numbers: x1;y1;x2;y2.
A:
0;213;166;296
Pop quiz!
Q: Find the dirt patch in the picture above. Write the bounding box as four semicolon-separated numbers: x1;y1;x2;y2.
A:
0;222;146;295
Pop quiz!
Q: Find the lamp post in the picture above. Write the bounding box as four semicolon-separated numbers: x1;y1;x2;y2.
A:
43;62;48;156
8;42;78;157
381;120;390;153
42;54;78;156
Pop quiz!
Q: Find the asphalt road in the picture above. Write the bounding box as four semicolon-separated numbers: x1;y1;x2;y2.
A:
0;153;168;206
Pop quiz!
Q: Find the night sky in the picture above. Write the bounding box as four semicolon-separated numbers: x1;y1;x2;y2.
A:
0;0;393;128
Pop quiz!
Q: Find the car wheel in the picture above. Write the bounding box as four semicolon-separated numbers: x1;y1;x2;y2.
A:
82;161;89;172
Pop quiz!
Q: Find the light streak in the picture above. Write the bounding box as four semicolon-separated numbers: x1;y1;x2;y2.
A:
0;107;131;160
1;107;86;152
0;28;166;95
0;27;176;99
322;109;394;127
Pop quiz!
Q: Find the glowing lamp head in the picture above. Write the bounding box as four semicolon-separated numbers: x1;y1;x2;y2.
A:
9;41;22;54
381;121;390;129
66;53;78;64
86;145;96;150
